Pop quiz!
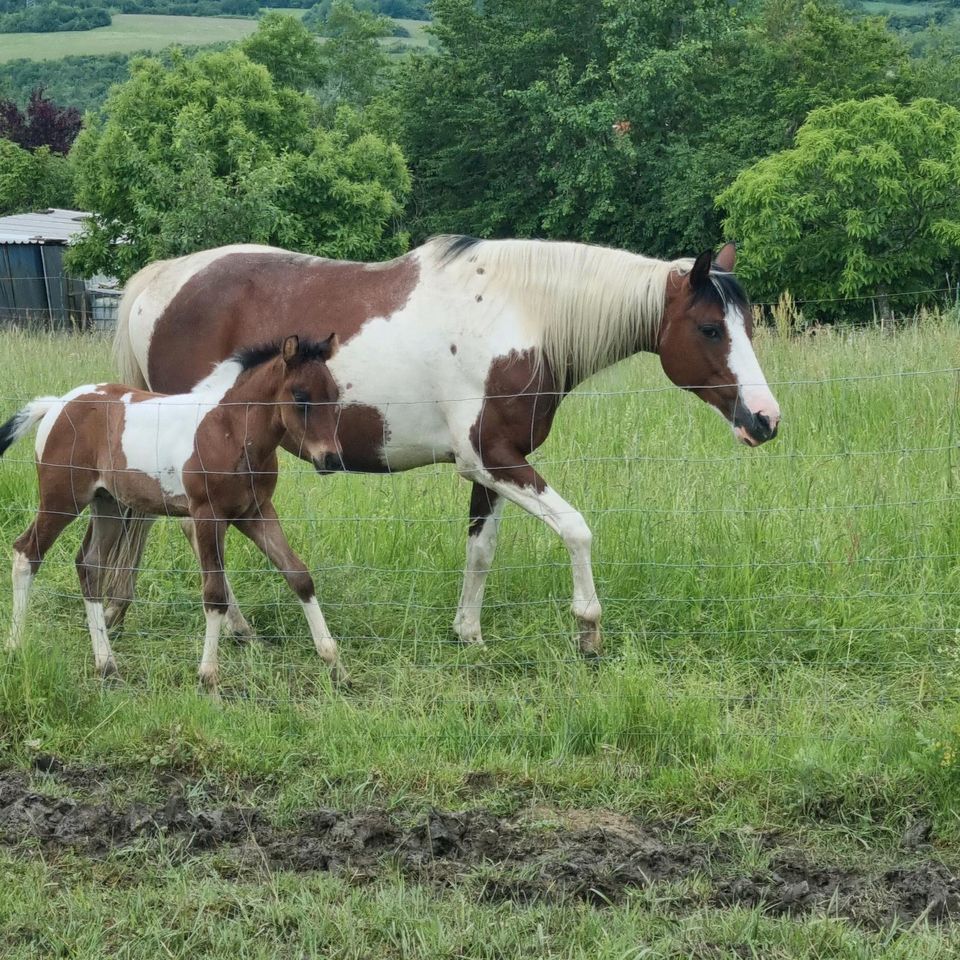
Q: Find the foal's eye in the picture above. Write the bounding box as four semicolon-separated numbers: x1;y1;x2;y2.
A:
291;390;310;413
699;325;723;341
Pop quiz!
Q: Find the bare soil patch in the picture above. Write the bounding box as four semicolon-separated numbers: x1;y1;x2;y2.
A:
1;763;957;928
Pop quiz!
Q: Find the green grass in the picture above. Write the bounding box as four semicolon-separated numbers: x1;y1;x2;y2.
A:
1;319;960;955
0;14;259;63
0;11;432;64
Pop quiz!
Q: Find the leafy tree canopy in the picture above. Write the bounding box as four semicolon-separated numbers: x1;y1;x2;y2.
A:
0;138;74;215
718;96;960;314
67;48;410;281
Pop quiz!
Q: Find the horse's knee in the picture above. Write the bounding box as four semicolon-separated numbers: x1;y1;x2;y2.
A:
288;570;315;602
202;579;229;614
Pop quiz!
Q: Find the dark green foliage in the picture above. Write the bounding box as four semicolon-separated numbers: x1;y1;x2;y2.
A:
0;0;110;33
304;0;430;24
0;138;74;214
113;0;259;15
0;55;133;113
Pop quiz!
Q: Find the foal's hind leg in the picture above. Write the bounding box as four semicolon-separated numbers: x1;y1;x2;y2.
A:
232;504;345;684
9;502;84;650
180;518;254;640
74;495;124;677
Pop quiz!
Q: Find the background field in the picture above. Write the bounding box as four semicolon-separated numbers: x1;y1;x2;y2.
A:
0;318;959;955
0;11;431;63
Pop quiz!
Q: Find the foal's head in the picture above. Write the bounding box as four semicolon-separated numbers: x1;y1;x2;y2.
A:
276;334;342;471
658;243;780;446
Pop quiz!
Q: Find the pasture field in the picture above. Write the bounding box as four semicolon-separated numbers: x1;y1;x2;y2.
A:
1;318;960;956
0;12;431;64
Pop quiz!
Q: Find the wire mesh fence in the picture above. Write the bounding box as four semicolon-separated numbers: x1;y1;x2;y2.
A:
0;334;958;759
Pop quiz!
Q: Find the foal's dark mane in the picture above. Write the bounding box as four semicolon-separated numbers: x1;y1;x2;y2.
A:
232;338;332;372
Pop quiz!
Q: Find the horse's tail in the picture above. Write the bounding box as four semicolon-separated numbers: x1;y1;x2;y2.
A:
112;261;163;391
103;259;165;624
0;397;58;458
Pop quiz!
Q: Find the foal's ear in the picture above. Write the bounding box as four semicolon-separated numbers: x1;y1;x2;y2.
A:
320;332;339;361
282;335;300;364
689;249;714;291
714;241;736;273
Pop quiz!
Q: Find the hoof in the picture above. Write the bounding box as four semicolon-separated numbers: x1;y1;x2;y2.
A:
103;605;127;632
198;670;220;701
452;623;486;646
330;664;352;689
229;625;259;645
98;660;121;681
577;619;602;660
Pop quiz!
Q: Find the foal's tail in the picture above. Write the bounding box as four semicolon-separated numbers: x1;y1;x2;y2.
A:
0;398;58;458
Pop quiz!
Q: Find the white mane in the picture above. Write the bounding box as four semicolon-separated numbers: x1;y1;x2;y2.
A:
429;237;693;386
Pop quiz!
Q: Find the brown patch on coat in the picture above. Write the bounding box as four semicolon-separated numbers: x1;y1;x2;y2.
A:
145;250;418;472
147;251;420;394
468;349;559;493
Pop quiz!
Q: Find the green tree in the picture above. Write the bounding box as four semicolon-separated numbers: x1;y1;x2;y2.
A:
240;11;326;92
718;96;960;315
66;48;410;280
388;0;911;253
314;0;391;110
0;138;74;215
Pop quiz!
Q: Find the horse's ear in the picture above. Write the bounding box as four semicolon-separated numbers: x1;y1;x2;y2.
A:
715;241;736;273
689;249;713;291
282;335;300;364
321;332;339;361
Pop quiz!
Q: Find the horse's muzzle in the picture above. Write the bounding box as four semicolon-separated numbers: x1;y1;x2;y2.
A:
733;409;779;446
313;451;345;473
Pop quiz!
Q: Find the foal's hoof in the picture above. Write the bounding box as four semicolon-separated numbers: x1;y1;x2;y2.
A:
452;623;486;646
230;625;259;645
577;619;603;661
330;664;352;690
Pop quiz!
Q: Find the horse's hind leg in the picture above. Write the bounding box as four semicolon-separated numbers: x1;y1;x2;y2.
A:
9;501;83;650
75;495;123;677
232;505;345;684
180;518;254;640
453;484;504;645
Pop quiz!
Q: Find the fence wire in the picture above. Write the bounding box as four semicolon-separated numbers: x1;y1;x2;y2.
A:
0;357;958;755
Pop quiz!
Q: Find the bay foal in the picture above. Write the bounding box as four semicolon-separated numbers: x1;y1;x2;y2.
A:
1;334;343;693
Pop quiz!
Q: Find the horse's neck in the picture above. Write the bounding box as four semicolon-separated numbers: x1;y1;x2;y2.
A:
217;363;285;455
434;239;669;387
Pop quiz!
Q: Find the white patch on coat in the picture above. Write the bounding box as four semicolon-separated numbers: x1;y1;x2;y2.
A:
724;304;780;421
119;360;242;497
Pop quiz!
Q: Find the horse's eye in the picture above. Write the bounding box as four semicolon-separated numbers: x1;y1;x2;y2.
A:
292;390;310;413
699;325;723;341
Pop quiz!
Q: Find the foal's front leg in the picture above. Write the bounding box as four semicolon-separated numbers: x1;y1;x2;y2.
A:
192;513;230;697
232;503;345;684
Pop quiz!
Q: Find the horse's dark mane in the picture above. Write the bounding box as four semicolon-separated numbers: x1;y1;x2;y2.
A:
694;269;750;311
433;234;483;264
232;338;332;371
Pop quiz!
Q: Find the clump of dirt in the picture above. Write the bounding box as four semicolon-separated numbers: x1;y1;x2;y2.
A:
1;765;958;928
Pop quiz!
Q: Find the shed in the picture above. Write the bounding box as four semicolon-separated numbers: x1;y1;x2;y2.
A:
0;208;118;329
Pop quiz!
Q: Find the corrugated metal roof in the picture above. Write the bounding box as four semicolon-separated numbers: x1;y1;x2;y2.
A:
0;208;90;245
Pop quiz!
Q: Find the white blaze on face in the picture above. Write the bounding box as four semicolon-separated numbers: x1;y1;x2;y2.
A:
724;304;780;429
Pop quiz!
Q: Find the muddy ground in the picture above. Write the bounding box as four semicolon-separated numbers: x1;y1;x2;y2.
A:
1;760;958;929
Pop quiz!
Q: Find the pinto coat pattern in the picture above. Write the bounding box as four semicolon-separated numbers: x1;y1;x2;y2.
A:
2;335;345;694
109;237;780;656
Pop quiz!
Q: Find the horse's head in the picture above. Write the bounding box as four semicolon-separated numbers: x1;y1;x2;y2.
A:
278;334;343;470
658;243;780;446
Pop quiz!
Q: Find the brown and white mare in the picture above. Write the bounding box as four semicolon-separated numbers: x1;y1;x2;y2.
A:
1;335;344;693
107;237;780;656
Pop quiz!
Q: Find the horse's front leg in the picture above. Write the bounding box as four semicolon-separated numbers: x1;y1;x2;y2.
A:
452;483;504;645
180;518;255;641
192;513;230;698
457;455;602;658
232;503;346;685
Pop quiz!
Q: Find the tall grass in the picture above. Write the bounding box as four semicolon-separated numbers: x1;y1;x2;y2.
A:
0;319;958;833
